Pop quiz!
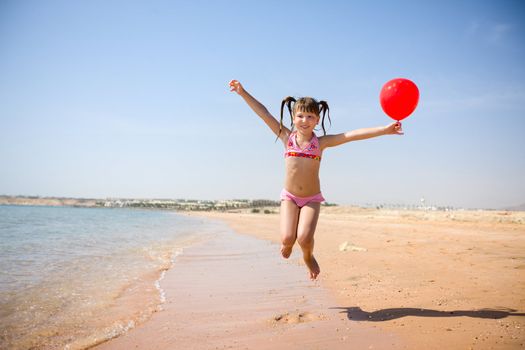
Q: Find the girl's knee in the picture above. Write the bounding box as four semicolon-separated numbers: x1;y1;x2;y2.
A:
281;233;296;247
297;234;314;249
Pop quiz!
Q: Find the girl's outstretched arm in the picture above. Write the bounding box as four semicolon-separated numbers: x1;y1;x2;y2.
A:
229;80;289;142
320;121;403;149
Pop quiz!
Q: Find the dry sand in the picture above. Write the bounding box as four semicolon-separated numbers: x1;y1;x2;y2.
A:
96;207;525;349
196;207;525;349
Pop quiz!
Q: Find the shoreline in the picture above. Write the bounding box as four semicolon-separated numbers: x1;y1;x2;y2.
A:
95;218;401;349
2;195;524;213
0;207;219;350
4;205;523;349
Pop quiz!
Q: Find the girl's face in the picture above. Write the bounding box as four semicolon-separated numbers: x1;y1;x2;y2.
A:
293;110;320;133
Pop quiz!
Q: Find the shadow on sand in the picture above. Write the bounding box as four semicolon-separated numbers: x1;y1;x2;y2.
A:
332;307;525;322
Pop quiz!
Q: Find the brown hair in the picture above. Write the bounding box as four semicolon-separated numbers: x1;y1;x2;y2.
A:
278;96;331;139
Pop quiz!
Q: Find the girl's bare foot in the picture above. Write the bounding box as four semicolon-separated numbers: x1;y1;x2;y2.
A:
281;244;293;259
304;255;320;280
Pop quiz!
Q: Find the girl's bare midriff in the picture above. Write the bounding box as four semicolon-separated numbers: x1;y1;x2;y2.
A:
284;157;321;197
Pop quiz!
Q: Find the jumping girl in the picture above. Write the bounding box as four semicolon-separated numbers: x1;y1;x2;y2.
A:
229;80;403;280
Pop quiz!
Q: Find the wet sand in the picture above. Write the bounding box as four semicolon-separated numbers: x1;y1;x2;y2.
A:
96;227;399;349
193;207;525;349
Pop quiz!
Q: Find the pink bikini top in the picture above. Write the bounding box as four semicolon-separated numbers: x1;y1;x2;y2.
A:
284;131;322;161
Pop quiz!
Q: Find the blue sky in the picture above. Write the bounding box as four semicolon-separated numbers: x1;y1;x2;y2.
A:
1;0;524;209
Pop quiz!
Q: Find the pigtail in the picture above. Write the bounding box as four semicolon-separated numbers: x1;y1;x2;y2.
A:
318;100;331;135
278;96;296;140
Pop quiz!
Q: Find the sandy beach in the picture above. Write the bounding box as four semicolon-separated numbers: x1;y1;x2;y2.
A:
95;222;399;350
96;207;525;349
196;207;525;349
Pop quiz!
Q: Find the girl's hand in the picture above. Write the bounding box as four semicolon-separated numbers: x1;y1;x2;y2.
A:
229;79;245;95
385;121;404;135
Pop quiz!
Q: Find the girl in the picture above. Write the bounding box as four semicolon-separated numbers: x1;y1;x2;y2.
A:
229;80;403;280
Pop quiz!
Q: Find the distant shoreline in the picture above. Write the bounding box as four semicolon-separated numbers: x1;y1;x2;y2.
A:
0;195;100;208
1;195;523;212
0;195;281;212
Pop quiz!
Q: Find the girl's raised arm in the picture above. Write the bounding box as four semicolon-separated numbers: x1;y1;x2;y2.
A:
320;122;403;149
229;80;289;142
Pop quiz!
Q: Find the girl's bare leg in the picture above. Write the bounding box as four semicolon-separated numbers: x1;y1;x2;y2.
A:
296;202;321;280
280;200;300;258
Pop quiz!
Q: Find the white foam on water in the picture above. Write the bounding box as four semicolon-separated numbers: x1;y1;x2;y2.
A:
155;270;168;307
154;247;186;310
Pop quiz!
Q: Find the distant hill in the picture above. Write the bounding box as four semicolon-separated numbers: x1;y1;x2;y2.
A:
503;203;525;211
0;195;99;207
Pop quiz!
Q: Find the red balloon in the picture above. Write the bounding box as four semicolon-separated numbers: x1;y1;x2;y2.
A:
380;78;419;121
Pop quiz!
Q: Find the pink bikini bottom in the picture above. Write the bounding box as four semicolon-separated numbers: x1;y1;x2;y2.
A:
280;189;325;208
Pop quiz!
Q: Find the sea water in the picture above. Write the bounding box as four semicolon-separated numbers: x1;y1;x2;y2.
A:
0;205;225;349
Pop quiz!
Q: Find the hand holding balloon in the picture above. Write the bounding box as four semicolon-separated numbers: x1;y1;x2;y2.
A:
380;78;419;121
385;121;404;135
